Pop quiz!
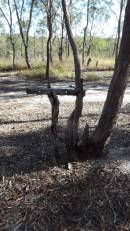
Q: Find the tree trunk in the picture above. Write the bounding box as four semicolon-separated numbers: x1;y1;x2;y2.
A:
78;0;130;160
62;0;84;161
67;38;70;56
45;0;53;86
59;18;64;61
14;0;34;69
25;44;31;69
48;90;60;138
82;27;87;65
112;34;118;57
82;0;90;65
115;0;125;63
50;41;53;63
12;43;16;70
34;33;36;58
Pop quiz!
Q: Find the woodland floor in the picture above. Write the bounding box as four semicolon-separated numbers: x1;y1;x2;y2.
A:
0;71;130;230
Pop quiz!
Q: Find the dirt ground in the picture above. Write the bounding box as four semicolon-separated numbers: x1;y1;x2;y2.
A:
0;72;130;231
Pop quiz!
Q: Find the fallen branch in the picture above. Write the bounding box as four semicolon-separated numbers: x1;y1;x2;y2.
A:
26;87;85;96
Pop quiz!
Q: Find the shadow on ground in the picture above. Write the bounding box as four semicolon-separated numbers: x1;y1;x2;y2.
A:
0;124;130;177
0;152;130;231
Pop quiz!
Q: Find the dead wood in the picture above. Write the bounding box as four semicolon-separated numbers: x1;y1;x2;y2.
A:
48;89;59;137
26;87;85;96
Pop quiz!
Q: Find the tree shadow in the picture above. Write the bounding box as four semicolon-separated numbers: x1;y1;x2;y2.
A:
0;125;67;176
2;163;130;231
0;125;130;230
0;124;130;177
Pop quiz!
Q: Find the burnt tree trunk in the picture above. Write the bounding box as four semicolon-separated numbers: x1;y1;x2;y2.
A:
62;0;84;161
78;0;130;160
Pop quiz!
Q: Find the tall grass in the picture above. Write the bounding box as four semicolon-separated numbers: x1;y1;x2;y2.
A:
0;56;114;81
82;56;115;69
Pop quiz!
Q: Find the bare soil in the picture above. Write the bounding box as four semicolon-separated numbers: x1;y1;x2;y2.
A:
0;72;130;231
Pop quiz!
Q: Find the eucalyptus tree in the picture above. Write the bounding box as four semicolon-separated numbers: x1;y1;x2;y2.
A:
62;0;84;160
81;0;112;64
36;20;47;60
78;0;130;159
58;3;64;61
0;0;19;69
111;0;127;62
82;0;90;64
66;0;82;57
41;0;56;84
61;0;130;161
13;0;35;69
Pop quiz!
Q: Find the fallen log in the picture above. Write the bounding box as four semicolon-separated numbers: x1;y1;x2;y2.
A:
26;87;85;96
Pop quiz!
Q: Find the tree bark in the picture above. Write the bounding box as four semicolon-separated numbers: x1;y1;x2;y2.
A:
78;0;130;160
0;1;19;70
62;0;84;161
26;87;85;96
115;0;125;63
45;0;53;86
33;33;36;58
14;0;34;69
82;0;90;65
25;44;31;69
59;15;64;62
12;43;16;70
48;90;60;137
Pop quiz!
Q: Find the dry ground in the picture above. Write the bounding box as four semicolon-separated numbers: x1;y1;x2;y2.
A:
0;72;130;231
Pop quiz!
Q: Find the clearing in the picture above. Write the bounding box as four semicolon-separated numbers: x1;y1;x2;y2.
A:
0;71;130;230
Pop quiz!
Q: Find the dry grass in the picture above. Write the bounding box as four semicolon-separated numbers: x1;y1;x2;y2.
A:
82;57;115;69
0;56;114;81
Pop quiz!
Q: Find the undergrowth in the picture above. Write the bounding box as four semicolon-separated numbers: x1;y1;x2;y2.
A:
0;56;114;81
